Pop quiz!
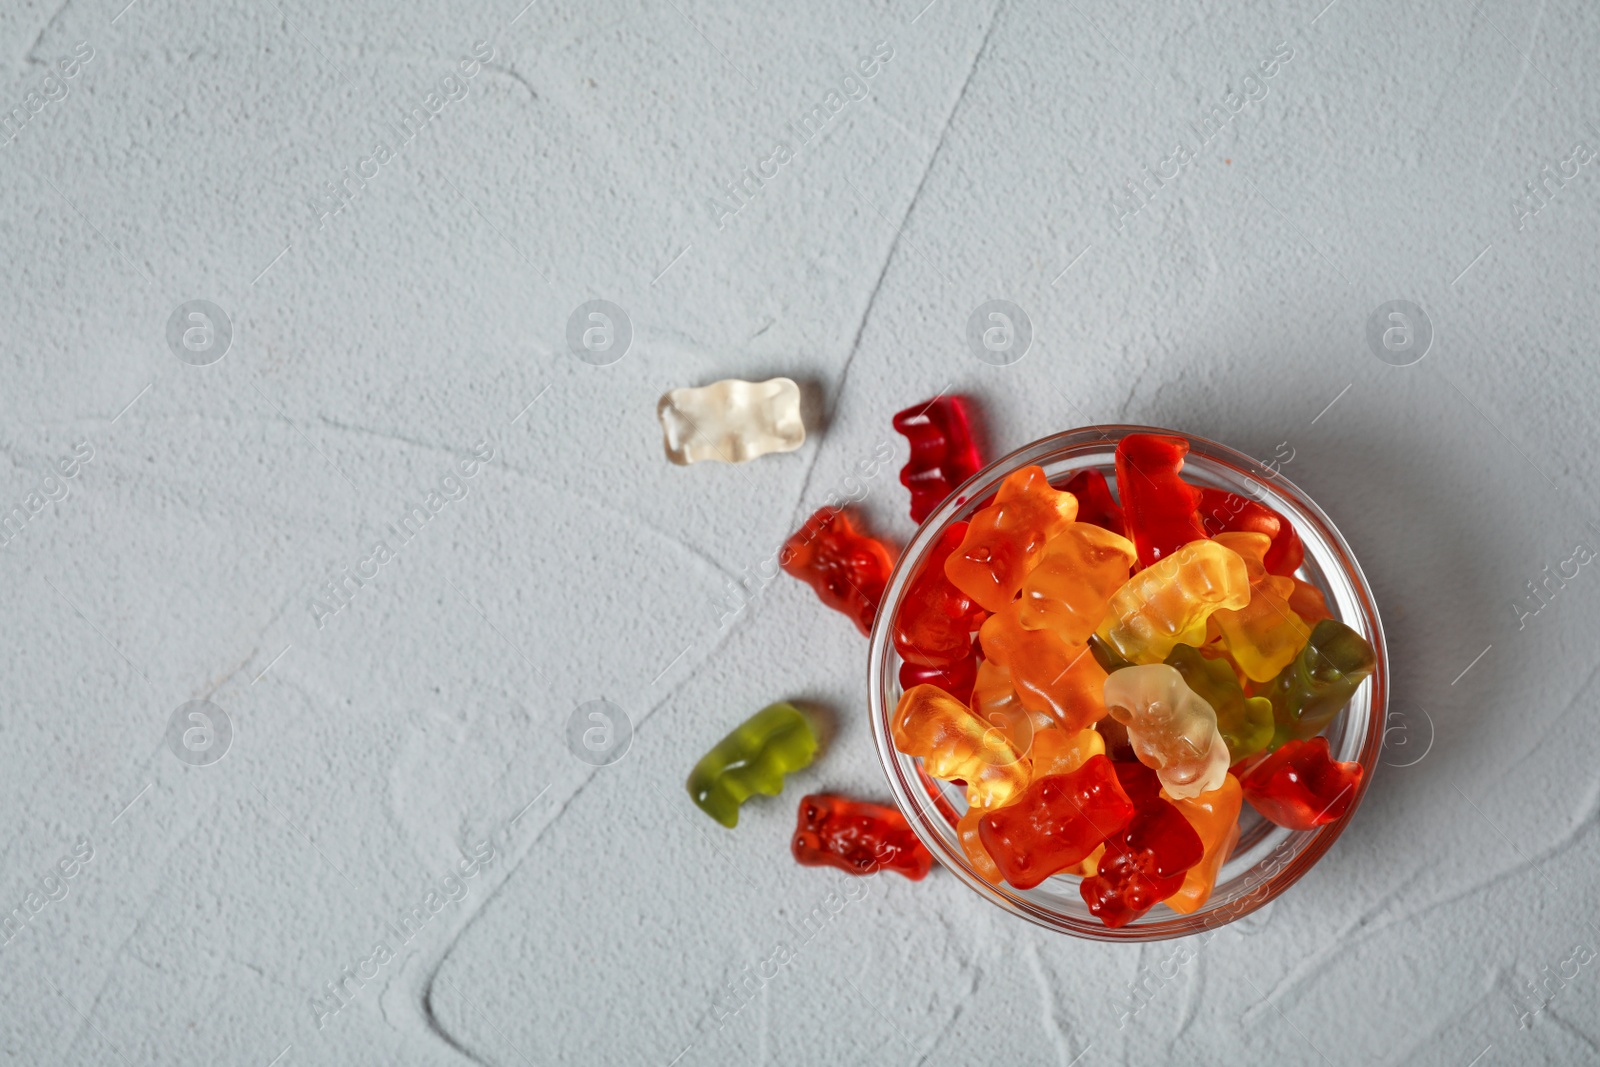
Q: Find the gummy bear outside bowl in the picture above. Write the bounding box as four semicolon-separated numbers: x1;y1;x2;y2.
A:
866;425;1388;942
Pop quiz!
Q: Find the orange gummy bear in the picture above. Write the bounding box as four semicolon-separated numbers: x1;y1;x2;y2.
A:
1018;522;1138;644
980;603;1109;734
944;466;1078;613
958;804;1004;883
1162;773;1243;914
1029;726;1106;776
1288;578;1332;625
971;659;1053;759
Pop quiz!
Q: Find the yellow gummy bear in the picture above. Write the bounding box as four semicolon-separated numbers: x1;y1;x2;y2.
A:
1211;531;1312;683
1018;522;1138;644
1096;539;1251;664
891;684;1031;808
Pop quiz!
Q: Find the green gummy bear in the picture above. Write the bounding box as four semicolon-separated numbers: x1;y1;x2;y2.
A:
1262;619;1377;749
1088;633;1133;675
686;702;817;828
1165;643;1274;763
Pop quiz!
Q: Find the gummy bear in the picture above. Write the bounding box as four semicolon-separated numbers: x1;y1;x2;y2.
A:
1164;644;1273;763
1115;433;1207;568
899;653;978;706
1028;726;1107;776
658;377;805;465
1258;618;1377;746
1210;531;1312;683
893;396;984;523
979;755;1135;890
1081;761;1204;927
1102;664;1230;799
1213;530;1271;583
967;660;1053;758
1239;736;1362;830
891;684;1030;808
1162;773;1242;913
958;803;1004;884
1096;539;1252;664
894;521;987;666
686;703;818;827
1018;522;1138;644
1196;487;1304;576
980;603;1108;733
944;465;1078;613
1087;633;1133;674
792;793;934;880
1061;469;1126;536
1288;579;1332;625
781;507;896;636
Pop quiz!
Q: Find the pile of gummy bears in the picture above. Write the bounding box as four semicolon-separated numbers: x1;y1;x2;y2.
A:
678;389;1375;928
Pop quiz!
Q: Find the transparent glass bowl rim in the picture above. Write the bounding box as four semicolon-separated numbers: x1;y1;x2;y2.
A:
866;424;1388;942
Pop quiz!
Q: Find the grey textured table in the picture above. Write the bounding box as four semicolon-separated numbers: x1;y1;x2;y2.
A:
4;0;1598;1063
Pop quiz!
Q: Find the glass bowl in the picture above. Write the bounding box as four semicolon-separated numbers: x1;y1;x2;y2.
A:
867;425;1387;941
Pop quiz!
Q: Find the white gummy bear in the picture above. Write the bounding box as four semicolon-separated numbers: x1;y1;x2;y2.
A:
1102;664;1230;800
657;377;805;465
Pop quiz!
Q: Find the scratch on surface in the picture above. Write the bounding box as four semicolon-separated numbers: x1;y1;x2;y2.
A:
316;415;487;464
913;996;970;1067
784;0;1007;533
22;0;74;68
1494;656;1600;788
1022;939;1072;1065
1113;346;1154;420
417;626;728;1063
1544;1006;1600;1057
1242;862;1429;1024
1385;970;1504;1066
480;61;538;102
1475;0;1548;168
1168;948;1203;1054
1249;774;1600;1023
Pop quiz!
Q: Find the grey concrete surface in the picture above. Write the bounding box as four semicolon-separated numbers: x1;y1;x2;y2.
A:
3;0;1598;1063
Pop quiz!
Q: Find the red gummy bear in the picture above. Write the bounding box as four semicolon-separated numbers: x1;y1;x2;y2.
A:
1061;469;1126;537
1080;761;1204;927
899;650;978;705
1239;736;1362;831
781;508;896;636
894;521;987;666
1197;488;1305;577
979;754;1134;890
1115;433;1207;569
893;396;983;523
792;793;934;880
